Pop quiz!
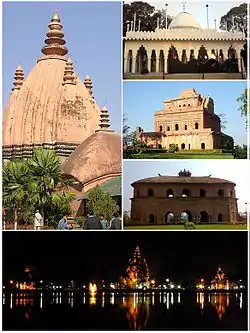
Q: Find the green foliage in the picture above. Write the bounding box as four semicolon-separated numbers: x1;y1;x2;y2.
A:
73;216;86;228
3;149;76;226
234;145;247;159
123;2;173;36
168;144;178;153
184;222;196;230
220;3;247;36
86;186;119;221
123;210;131;225
237;89;248;128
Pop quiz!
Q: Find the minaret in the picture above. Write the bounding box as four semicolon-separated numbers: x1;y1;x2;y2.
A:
84;74;94;97
41;9;68;57
12;65;24;90
63;58;76;85
95;105;114;132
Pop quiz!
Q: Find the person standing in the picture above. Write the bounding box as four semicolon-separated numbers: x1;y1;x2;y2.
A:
100;214;109;230
109;212;122;230
57;215;70;230
34;210;42;230
84;210;102;230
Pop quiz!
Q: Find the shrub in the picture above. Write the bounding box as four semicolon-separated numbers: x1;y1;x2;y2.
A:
74;216;86;228
184;222;196;230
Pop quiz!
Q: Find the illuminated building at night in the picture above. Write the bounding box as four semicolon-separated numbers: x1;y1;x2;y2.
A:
211;267;230;290
125;246;150;289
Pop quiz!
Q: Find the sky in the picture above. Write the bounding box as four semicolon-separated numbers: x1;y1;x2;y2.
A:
3;231;248;283
147;1;246;29
123;160;250;213
124;81;247;146
2;2;122;134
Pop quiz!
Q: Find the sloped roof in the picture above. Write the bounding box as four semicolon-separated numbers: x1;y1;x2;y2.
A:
81;176;121;199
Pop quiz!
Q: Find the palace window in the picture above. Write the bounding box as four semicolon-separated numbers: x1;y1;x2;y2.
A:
149;214;155;224
167;126;170;131
148;188;154;196
159;125;163;132
175;124;179;130
200;189;206;197
218;213;223;222
201;142;205;149
181;143;185;150
218;189;224;197
184;124;187;130
195;122;199;129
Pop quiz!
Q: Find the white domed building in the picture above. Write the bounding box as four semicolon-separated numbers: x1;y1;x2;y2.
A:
123;5;246;79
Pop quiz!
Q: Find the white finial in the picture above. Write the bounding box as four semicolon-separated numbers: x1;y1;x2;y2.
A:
127;23;129;32
206;4;209;29
133;13;136;31
157;17;160;29
182;1;187;12
138;19;141;31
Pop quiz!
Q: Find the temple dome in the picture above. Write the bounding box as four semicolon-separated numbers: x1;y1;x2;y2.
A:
3;11;100;148
169;12;201;30
63;131;121;185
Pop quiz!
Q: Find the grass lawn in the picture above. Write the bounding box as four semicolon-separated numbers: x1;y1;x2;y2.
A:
131;154;233;159
125;224;247;230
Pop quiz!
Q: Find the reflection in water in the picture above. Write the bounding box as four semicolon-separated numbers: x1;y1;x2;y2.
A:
211;293;229;320
123;294;150;330
3;291;245;329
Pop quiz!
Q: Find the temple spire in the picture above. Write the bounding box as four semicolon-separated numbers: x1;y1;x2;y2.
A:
95;104;114;132
84;74;94;98
63;58;76;85
41;10;68;57
12;65;24;90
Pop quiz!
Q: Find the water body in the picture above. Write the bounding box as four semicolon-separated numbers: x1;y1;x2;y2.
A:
2;291;247;330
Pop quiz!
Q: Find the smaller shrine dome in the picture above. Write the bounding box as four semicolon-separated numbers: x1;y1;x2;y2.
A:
63;131;121;185
169;12;201;29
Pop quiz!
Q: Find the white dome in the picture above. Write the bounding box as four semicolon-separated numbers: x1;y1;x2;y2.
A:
169;12;201;30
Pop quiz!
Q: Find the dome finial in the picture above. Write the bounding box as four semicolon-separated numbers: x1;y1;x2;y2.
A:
52;8;60;22
84;74;94;98
182;0;187;12
12;65;24;90
63;58;76;85
95;104;115;133
41;10;68;58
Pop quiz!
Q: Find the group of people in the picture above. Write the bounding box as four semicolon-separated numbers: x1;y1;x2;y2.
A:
57;211;122;230
34;209;122;230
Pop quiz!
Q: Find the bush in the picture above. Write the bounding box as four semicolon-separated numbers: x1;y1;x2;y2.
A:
168;144;178;153
74;216;86;228
184;222;196;230
145;149;167;154
141;68;149;74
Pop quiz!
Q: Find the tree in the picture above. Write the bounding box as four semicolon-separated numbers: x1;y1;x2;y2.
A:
234;145;247;159
3;149;77;227
123;2;172;36
220;3;247;36
86;185;119;221
217;113;228;130
237;88;248;128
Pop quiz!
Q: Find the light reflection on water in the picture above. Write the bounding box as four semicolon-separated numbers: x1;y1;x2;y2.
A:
3;292;245;330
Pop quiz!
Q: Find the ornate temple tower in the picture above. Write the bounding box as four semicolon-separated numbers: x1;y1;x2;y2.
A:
126;245;150;288
211;267;230;290
3;11;100;160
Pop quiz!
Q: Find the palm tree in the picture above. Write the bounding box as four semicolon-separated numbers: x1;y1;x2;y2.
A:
27;149;77;224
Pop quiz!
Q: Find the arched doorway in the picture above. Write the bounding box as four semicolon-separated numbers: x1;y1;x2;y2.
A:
200;211;209;223
159;125;163;132
159;50;164;72
167;189;174;197
181;143;185;150
128;50;133;72
147;188;154;196
181;211;192;223
149;214;155;224
151;50;156;72
218;213;223;222
165;212;175;224
136;46;148;73
175;124;179;130
195;122;199;129
182;189;191;197
201;142;205;149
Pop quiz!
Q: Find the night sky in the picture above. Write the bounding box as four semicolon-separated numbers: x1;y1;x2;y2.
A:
2;231;248;285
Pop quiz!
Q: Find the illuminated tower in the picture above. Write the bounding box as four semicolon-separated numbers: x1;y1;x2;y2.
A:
211;267;230;290
126;245;150;288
